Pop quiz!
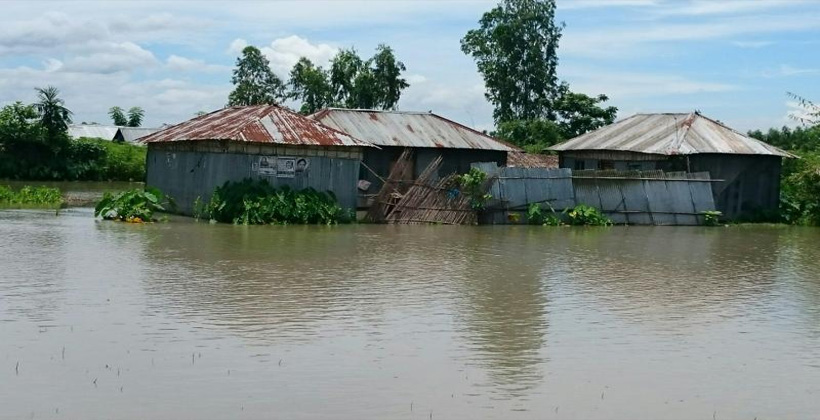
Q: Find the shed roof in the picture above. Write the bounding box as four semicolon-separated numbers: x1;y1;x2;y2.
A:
117;127;161;143
310;108;520;152
550;113;795;158
139;105;371;147
68;124;120;140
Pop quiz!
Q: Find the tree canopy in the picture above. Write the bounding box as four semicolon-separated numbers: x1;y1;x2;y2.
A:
109;106;128;126
462;0;618;150
127;107;145;127
33;86;72;147
228;46;287;106
288;45;409;114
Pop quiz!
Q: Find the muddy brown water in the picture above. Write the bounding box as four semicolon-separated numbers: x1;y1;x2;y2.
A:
1;208;820;419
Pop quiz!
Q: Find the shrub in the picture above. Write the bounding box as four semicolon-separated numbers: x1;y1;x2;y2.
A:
454;167;492;210
196;178;352;225
779;151;820;226
565;204;612;226
700;210;723;226
94;187;167;223
0;185;63;208
526;202;563;225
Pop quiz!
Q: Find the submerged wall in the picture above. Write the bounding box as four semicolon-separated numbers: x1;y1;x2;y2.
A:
146;141;363;215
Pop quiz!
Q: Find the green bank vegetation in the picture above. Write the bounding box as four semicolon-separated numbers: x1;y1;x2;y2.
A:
94;187;169;223
749;94;820;226
0;185;63;209
195;179;353;225
526;202;612;226
0;88;146;182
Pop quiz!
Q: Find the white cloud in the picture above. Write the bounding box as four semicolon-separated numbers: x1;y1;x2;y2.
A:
655;0;809;17
559;0;658;10
406;74;428;84
566;69;737;98
731;40;774;49
61;42;157;74
166;55;230;73
260;35;338;76
227;38;248;55
779;64;818;76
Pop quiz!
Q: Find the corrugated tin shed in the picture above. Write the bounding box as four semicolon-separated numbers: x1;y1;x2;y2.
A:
117;127;161;143
68;124;120;140
507;152;559;168
311;108;520;151
550;113;795;158
140;105;372;147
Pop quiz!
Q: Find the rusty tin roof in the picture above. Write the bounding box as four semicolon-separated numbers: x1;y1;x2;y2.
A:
507;152;559;168
550;113;795;158
310;108;520;152
140;105;371;147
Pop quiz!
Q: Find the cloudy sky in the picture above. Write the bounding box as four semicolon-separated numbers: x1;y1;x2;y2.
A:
1;0;819;132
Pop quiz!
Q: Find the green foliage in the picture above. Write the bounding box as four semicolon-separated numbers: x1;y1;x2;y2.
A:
748;125;820;152
0;185;63;208
94;187;167;222
564;204;612;226
127;107;144;127
526;202;562;225
554;89;618;138
454;167;492;210
493;118;564;151
109;106;128;126
787;92;819;126
461;0;564;124
197;178;352;225
33;86;72;150
700;211;723;226
229;46;287;106
327;46;409;110
289;57;333;114
779;150;820;226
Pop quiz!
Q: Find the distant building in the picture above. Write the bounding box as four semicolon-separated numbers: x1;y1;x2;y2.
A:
67;124;120;141
139;105;372;215
114;127;161;145
550;112;795;219
311;108;520;203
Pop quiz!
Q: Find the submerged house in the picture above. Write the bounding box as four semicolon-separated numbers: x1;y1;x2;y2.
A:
550;112;795;219
311;109;520;202
139;105;372;215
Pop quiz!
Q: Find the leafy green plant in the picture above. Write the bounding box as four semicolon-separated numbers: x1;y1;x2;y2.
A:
0;185;63;208
455;167;492;210
564;204;612;226
94;187;167;223
700;210;723;226
526;202;563;226
198;178;352;225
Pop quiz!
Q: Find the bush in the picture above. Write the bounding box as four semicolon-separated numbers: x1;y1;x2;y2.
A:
780;151;820;226
565;204;612;226
196;178;352;225
0;185;63;208
94;187;167;222
526;202;562;225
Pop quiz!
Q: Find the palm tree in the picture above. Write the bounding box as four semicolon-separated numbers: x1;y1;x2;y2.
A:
127;106;145;127
33;86;72;142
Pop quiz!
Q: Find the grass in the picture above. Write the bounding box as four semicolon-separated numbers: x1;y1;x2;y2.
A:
0;185;63;209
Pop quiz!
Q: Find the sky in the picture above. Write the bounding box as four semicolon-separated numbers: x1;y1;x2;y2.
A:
1;0;819;133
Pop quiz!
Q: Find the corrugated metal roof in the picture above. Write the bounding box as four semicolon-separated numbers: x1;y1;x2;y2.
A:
550;113;795;158
140;105;371;147
507;152;559;168
117;127;161;143
310;108;520;151
68;125;120;140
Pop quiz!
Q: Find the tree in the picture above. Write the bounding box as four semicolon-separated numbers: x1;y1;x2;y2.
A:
461;0;564;124
493;118;563;153
372;44;409;110
228;45;286;106
127;107;145;127
109;106;128;126
554;87;618;138
329;48;366;108
289;58;333;114
325;46;410;110
788;92;820;126
33;86;72;146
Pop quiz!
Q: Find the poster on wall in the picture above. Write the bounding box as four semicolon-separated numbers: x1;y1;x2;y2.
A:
276;157;310;178
257;156;276;175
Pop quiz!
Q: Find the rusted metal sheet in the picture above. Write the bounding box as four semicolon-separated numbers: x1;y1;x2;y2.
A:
506;152;559;168
550;113;795;158
140;105;371;147
311;108;520;151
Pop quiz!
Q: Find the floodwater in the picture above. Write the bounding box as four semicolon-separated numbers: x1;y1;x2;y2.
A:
2;209;820;420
